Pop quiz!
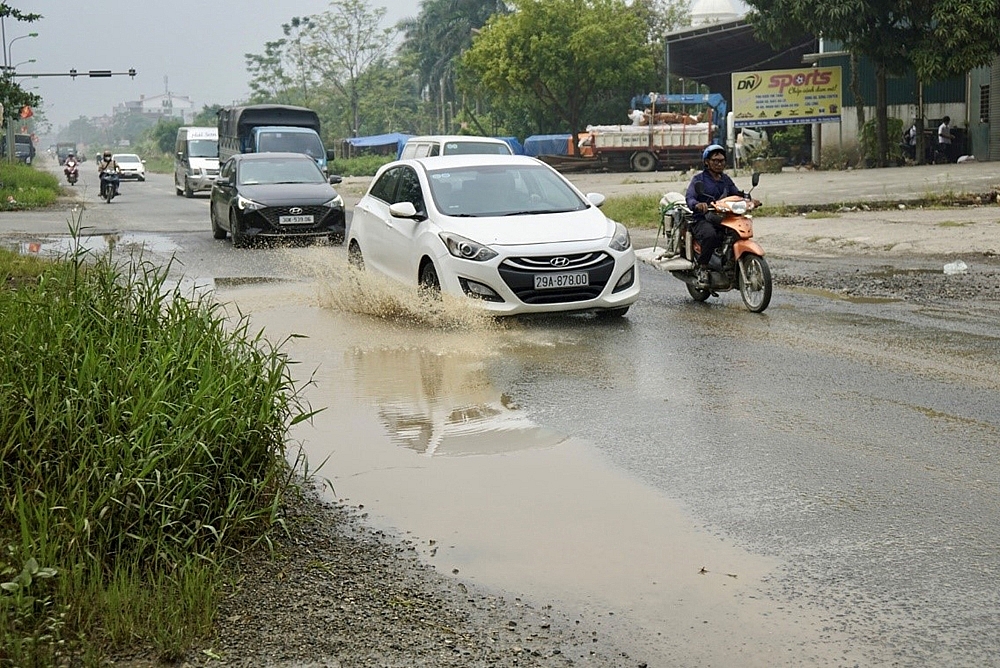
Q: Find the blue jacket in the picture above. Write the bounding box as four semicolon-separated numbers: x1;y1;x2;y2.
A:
686;170;745;223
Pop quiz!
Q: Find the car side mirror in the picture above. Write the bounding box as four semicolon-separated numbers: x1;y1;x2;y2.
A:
326;149;337;161
388;201;419;219
328;174;343;185
585;192;606;207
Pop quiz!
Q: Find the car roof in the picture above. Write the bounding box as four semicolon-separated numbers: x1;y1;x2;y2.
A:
404;134;509;145
229;151;316;162
113;153;140;158
406;154;544;170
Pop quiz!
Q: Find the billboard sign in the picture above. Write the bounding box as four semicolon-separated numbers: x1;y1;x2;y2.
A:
732;67;842;127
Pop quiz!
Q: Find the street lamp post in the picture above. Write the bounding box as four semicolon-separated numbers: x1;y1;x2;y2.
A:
5;32;37;68
3;32;38;162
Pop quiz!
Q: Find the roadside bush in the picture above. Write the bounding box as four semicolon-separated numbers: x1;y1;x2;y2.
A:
0;163;60;210
860;117;904;166
330;154;395;177
0;244;311;662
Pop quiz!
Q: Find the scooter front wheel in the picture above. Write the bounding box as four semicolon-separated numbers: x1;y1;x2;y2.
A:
686;282;711;302
738;254;772;312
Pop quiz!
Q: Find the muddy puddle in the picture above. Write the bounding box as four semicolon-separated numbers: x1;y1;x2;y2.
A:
209;249;869;666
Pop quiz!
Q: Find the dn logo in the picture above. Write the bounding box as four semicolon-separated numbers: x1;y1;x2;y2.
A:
736;74;761;91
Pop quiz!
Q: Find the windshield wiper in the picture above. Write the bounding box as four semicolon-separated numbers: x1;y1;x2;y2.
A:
502;208;572;216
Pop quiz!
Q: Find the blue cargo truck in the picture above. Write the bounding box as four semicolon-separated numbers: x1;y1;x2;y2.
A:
217;104;328;172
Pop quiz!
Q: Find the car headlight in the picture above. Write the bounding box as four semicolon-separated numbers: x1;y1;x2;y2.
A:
440;232;498;262
323;194;344;208
730;200;748;215
237;195;264;211
609;222;631;251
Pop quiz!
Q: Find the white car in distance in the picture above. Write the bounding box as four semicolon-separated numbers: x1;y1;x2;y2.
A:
113;153;146;181
347;155;640;317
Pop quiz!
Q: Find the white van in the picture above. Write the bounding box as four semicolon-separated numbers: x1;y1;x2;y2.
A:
399;135;513;159
174;127;219;197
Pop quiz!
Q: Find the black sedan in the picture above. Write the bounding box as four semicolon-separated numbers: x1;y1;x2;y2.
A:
210;152;346;247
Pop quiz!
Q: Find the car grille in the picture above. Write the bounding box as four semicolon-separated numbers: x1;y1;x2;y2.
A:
206;169;219;177
498;252;615;304
259;205;333;227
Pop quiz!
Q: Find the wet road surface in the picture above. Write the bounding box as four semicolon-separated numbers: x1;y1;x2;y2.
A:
5;161;1000;666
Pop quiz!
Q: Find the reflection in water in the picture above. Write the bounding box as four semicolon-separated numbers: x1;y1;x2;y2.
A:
14;233;181;258
347;347;568;456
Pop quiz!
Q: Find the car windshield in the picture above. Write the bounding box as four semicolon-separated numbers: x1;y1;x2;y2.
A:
238;158;325;185
426;164;587;217
188;139;218;158
114;155;140;164
442;141;511;156
257;131;324;159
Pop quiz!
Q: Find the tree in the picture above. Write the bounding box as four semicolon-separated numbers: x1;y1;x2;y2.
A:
192;104;223;127
397;0;509;133
299;0;395;137
461;0;655;155
630;0;692;90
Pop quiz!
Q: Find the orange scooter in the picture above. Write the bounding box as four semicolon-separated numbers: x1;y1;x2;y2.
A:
655;173;772;312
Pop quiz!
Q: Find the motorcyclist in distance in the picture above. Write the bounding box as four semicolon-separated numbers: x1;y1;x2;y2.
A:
685;144;760;288
97;150;120;199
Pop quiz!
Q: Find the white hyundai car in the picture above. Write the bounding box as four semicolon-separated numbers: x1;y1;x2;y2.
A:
113;153;146;181
347;155;639;317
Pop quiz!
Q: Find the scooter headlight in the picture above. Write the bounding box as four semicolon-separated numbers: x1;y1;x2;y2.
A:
730;200;748;215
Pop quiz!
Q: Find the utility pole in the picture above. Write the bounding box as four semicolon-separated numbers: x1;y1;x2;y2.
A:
4;68;136;162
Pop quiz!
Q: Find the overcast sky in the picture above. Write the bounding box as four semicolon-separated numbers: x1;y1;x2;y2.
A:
6;0;421;132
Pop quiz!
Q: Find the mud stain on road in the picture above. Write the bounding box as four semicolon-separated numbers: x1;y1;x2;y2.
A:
212;251;871;666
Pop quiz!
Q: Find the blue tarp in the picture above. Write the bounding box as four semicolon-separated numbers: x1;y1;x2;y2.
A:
497;136;525;155
523;134;572;157
346;132;411;154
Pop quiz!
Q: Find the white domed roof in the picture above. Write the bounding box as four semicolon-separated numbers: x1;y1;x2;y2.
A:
690;0;739;26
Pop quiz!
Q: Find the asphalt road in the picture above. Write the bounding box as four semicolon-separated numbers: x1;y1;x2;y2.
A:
4;158;1000;666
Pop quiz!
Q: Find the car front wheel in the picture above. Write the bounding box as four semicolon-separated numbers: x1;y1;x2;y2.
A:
230;211;249;248
419;261;441;294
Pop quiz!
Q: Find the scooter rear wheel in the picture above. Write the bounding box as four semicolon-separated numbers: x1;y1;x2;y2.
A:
738;254;772;312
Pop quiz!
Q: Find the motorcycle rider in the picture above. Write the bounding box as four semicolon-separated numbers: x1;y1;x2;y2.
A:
685;144;759;288
97;150;120;199
63;152;79;179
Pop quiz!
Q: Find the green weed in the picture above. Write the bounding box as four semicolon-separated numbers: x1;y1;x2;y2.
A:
0;163;60;210
602;194;662;229
0;237;312;662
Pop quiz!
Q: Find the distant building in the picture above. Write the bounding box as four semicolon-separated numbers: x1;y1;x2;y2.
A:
115;92;194;122
690;0;740;27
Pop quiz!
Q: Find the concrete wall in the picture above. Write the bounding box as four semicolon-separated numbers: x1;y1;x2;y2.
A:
819;102;969;151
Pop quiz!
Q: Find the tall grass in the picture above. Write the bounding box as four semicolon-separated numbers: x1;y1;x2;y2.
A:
0;163;60;210
329;154;394;177
602;193;664;230
0;245;312;664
